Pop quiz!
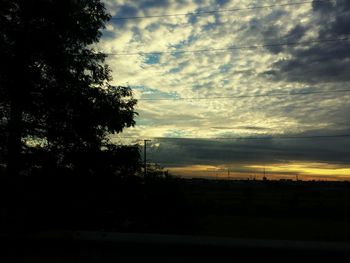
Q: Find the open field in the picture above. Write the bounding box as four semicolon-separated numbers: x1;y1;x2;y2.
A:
180;179;350;241
2;176;349;241
2;176;350;261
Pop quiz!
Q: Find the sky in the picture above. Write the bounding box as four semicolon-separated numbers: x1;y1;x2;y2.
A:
99;0;350;180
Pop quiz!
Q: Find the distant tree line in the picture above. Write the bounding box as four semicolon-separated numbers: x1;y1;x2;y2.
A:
0;0;140;177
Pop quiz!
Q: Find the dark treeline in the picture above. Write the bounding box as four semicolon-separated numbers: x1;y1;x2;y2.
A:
0;0;189;238
0;0;156;234
0;0;138;178
19;175;193;234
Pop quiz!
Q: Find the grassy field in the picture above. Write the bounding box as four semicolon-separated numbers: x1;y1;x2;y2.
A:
197;215;350;241
174;180;350;241
3;176;350;242
3;177;350;262
181;179;350;241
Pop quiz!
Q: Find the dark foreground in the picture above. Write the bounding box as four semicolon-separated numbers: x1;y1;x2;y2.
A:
3;231;350;262
1;176;350;261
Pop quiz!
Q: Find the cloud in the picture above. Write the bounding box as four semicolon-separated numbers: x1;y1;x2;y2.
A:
146;128;350;168
100;0;350;177
264;0;350;83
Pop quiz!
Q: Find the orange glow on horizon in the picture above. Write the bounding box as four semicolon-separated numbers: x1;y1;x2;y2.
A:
167;162;350;181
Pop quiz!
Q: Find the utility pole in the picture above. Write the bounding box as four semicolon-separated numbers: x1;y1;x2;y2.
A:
144;139;151;178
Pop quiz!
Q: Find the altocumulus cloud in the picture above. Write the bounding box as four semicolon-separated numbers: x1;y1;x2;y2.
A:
264;0;350;83
102;0;350;178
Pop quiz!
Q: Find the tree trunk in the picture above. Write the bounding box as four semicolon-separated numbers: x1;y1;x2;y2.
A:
7;99;23;177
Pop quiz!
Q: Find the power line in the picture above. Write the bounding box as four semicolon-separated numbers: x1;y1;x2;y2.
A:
105;37;350;56
116;134;350;141
109;0;329;20
137;89;350;101
106;5;349;33
109;11;317;29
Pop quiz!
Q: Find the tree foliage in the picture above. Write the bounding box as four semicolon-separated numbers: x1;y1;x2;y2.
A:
0;0;138;175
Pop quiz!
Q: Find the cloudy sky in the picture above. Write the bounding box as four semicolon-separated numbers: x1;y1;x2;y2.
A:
99;0;350;180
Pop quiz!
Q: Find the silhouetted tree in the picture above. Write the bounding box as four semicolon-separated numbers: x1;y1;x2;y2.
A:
146;163;169;179
0;0;137;175
66;144;141;176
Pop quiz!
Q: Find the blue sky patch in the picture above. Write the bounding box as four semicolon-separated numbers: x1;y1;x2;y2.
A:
192;84;207;91
221;79;230;86
132;86;179;100
169;67;182;74
219;64;232;73
143;54;161;64
101;29;116;40
169;61;188;74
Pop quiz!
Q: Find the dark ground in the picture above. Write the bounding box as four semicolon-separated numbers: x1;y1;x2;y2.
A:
1;176;350;261
184;178;350;241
